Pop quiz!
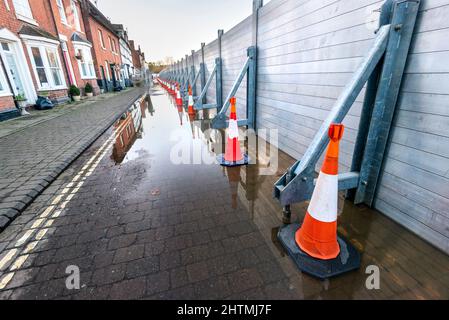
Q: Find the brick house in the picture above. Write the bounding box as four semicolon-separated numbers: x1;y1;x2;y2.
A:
47;0;99;95
129;40;141;79
80;0;122;93
0;0;54;118
130;40;149;84
113;24;133;88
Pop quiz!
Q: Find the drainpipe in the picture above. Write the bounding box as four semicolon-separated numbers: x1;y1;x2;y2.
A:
0;53;20;110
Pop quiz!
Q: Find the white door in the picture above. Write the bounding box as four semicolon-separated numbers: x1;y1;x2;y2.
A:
1;42;25;95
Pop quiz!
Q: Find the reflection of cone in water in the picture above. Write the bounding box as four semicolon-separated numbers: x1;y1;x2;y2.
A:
188;113;196;138
226;166;241;209
188;85;195;116
296;124;344;260
177;105;184;126
217;97;249;167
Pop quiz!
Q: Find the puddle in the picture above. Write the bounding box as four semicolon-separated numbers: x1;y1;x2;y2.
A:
106;85;449;299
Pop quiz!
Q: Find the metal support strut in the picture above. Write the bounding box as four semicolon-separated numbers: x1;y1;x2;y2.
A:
274;0;420;211
211;46;258;130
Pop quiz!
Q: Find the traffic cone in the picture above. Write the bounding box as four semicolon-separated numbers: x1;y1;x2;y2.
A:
217;97;249;167
187;85;195;116
176;84;183;107
295;124;344;260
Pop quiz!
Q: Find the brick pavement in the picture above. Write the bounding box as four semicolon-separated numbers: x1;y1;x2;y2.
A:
0;87;148;232
0;87;448;300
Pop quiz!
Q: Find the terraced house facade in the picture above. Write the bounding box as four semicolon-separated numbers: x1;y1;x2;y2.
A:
0;0;145;120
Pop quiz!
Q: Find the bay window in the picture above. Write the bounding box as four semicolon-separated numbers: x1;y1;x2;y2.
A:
74;45;96;79
28;44;66;90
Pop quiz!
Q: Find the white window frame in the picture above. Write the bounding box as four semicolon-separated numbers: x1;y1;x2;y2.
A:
73;43;96;80
108;36;113;52
12;0;37;25
25;40;66;91
71;0;82;32
56;0;68;25
98;29;105;49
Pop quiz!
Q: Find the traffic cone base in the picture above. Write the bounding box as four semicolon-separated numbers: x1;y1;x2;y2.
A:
278;223;361;280
217;153;250;167
217;97;250;167
277;123;360;279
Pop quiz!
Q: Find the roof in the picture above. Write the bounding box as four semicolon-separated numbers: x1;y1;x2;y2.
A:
87;1;118;36
71;32;91;45
19;25;59;42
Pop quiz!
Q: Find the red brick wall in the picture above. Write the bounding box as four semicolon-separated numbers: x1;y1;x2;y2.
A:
49;0;99;95
0;0;70;104
81;7;122;84
0;96;15;113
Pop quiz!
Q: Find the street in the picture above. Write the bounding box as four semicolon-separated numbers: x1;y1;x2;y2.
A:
0;85;448;300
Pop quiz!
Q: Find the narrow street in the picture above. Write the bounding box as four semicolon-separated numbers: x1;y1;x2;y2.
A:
0;85;448;300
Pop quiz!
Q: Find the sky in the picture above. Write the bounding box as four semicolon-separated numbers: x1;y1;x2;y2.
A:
96;0;269;63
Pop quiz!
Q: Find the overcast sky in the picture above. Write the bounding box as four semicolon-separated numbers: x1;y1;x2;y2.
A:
96;0;268;62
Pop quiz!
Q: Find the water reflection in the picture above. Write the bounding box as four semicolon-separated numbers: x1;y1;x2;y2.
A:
111;85;449;299
111;95;148;164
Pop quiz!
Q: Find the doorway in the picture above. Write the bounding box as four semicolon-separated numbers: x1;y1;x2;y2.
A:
1;42;25;96
100;65;107;92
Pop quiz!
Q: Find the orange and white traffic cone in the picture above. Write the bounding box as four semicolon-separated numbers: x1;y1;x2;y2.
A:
176;84;183;107
188;85;195;116
295;124;344;260
217;97;249;167
277;123;360;279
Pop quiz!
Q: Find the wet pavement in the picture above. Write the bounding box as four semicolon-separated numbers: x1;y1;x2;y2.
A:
0;85;448;300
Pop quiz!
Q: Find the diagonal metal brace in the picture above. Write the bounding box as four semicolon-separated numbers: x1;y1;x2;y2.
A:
194;61;218;110
274;25;390;206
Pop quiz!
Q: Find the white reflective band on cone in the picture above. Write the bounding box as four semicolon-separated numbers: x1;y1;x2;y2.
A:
307;171;338;223
228;119;239;140
188;96;194;106
177;90;180;99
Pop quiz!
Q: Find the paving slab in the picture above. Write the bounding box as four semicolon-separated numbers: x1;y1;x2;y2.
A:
0;87;148;232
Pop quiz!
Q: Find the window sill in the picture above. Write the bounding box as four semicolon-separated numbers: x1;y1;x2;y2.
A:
16;14;39;26
0;92;13;98
80;76;97;80
61;21;72;28
37;87;67;92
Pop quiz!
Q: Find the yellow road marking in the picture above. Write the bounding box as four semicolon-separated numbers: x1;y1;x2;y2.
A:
39;206;55;218
0;249;18;270
10;254;29;271
15;230;34;247
0;273;14;290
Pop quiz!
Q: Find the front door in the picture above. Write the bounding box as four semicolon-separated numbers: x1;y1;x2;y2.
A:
1;42;25;96
110;64;117;88
100;66;107;92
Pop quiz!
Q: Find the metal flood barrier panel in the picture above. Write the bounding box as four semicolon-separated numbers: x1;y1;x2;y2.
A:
160;0;449;255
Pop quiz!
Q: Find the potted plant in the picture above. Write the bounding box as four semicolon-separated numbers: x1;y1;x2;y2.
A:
85;82;94;98
15;93;30;115
69;85;81;102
